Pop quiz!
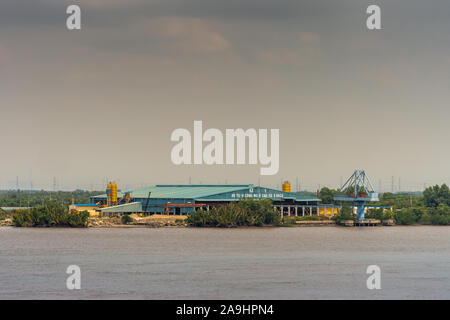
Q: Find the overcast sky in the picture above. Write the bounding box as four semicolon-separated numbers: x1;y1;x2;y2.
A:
1;0;450;191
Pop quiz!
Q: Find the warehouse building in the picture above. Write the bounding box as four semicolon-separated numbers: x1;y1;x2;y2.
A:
89;184;336;216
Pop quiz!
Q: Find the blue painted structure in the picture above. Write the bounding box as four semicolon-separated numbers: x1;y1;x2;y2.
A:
334;170;379;220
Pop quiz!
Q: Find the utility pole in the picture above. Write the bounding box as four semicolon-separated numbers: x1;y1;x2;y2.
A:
29;169;33;191
17;176;21;207
398;177;401;192
391;176;394;193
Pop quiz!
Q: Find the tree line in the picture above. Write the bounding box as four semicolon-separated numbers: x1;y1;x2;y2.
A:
0;190;102;208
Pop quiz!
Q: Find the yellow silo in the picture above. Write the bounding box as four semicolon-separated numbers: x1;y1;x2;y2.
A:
110;182;118;206
282;181;291;192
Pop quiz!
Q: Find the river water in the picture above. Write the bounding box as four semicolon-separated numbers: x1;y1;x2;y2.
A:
0;226;449;299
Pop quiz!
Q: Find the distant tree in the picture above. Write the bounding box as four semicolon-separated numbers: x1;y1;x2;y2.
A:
0;190;103;208
380;192;395;203
318;187;337;204
378;192;423;209
423;184;450;208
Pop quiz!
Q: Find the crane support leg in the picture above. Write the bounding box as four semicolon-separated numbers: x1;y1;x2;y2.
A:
356;202;365;220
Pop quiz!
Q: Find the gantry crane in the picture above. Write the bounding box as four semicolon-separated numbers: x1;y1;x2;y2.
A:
333;170;379;220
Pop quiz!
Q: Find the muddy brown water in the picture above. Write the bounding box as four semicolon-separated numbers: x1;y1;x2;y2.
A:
0;226;449;299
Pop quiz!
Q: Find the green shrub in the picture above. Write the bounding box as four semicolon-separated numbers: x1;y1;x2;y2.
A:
381;210;394;220
394;209;418;225
121;214;133;224
335;206;356;224
366;208;395;220
430;214;450;225
419;214;432;225
12;202;89;227
187;199;279;227
366;208;383;220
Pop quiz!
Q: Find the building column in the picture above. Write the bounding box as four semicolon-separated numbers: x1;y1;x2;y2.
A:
288;206;291;217
302;206;305;216
295;206;298;217
310;206;313;216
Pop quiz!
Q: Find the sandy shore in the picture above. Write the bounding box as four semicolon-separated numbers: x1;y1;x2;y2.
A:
88;214;188;228
0;214;188;228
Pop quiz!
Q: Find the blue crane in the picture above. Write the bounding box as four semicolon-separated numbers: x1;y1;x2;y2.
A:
333;170;379;220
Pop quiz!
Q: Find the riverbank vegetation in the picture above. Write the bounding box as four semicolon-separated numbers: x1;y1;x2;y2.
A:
186;199;280;227
334;206;356;224
12;202;89;227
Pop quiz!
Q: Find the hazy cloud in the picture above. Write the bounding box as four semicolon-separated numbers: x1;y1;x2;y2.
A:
140;17;231;54
1;0;450;190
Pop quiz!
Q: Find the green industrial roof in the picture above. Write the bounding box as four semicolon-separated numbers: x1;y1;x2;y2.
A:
93;184;253;200
92;184;320;202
